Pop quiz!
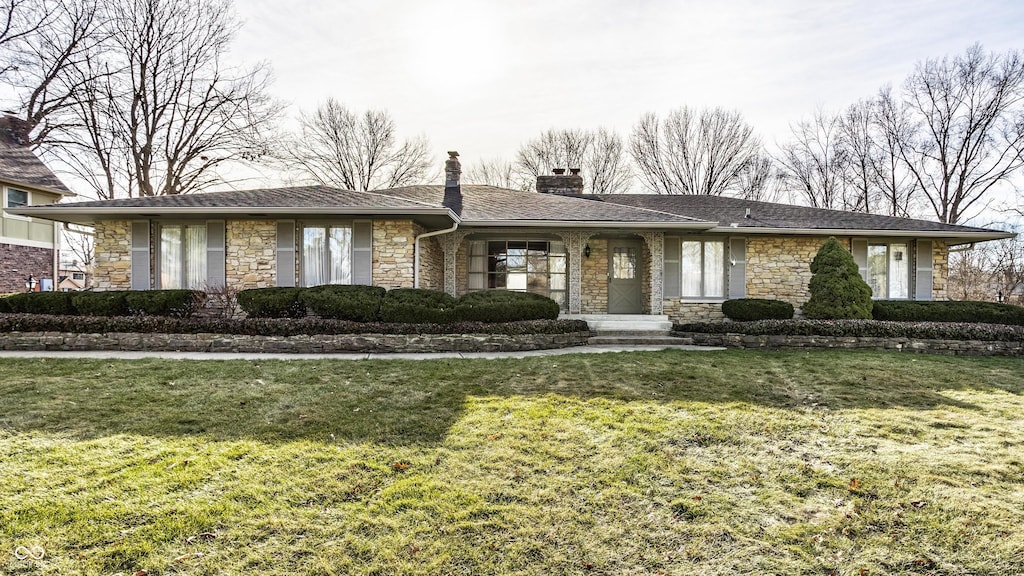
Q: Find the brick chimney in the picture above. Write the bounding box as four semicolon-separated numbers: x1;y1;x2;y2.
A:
442;151;462;213
536;168;584;195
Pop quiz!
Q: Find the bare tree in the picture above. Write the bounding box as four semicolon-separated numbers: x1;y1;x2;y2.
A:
514;127;633;194
630;107;762;195
0;0;45;78
947;236;1024;303
774;110;852;209
464;157;525;189
36;0;280;199
872;90;920;217
281;99;431;191
733;153;781;201
893;44;1024;224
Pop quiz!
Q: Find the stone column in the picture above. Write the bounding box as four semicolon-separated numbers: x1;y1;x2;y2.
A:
559;230;594;314
638;231;665;315
441;230;470;297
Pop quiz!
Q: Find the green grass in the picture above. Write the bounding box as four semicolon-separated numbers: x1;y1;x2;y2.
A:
1;350;1022;575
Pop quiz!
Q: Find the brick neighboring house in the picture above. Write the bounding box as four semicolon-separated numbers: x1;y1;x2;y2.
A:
0;116;75;293
12;152;1015;323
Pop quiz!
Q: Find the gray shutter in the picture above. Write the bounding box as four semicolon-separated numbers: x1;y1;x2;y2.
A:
851;239;868;285
352;220;373;285
206;220;226;289
728;237;746;299
663;236;680;298
915;240;933;300
276;221;296;287
130;221;150;290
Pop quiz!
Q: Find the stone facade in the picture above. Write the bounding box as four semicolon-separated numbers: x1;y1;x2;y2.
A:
932;240;949;301
92;220;133;290
663;301;726;323
580;238;608;314
226;220;277;290
0;242;53;292
745;236;832;306
372;220;416;289
418;232;444;292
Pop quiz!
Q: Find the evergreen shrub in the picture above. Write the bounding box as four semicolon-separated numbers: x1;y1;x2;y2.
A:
380;288;456;323
803;237;873;319
71;291;129;316
125;290;204;317
236;287;306;318
453;290;560;323
722;298;795;321
300;284;385;322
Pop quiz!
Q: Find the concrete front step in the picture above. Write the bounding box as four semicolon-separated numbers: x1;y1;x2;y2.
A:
589;335;693;346
561;313;673;334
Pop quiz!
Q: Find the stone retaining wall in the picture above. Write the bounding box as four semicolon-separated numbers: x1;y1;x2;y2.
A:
0;330;591;354
674;331;1023;356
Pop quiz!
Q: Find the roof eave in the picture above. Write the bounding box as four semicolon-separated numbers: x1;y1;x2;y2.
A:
706;226;1016;244
7;205;460;226
459;219;715;229
0;177;75;197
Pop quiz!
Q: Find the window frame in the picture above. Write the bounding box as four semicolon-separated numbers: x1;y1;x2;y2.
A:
866;239;912;300
155;221;208;290
678;237;727;300
4;187;31;220
466;237;566;308
299;221;355;287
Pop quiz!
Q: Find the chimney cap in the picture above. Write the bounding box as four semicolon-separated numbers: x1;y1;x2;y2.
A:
447;150;459;158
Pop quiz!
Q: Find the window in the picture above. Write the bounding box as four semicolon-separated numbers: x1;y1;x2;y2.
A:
467;239;566;307
159;223;207;289
72;272;85;281
867;242;909;299
5;188;28;209
302;224;352;286
680;239;725;298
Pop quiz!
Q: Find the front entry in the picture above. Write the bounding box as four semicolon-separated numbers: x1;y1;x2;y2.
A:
607;239;643;313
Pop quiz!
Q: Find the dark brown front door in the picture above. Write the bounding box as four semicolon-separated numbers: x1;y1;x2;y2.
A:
608;239;642;313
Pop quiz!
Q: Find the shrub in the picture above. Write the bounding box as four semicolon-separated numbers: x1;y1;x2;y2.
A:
872;300;1024;326
5;291;75;315
722;298;794;321
125;289;203;317
71;291;129;317
0;296;11;314
300;284;385;322
803;237;873;319
453;290;560;323
672;319;1024;342
236;287;306;318
380;288;456;324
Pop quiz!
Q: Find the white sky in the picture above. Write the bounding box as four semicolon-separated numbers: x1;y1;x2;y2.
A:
231;0;1024;167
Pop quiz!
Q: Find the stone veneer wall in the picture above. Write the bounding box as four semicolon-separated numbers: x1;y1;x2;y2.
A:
226;220;277;289
932;241;949;301
663;301;726;323
745;236;833;306
0;243;53;292
92;220;133;290
640;241;652;314
417;230;443;292
372;220;416;289
580;238;608;314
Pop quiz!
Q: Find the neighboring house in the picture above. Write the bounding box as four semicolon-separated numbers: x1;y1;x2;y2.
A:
11;152;1014;323
0;116;75;293
58;264;90;291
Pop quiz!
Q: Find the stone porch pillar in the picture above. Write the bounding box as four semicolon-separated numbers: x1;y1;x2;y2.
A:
638;231;665;315
440;230;470;297
559;230;594;314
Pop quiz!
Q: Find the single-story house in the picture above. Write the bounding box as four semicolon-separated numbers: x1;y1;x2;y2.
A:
11;152;1014;323
0;116;75;293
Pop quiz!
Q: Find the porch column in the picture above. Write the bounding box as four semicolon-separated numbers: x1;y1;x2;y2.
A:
559;230;593;314
441;230;470;297
638;231;664;315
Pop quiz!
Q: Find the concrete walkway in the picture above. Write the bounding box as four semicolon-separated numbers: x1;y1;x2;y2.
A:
0;344;723;361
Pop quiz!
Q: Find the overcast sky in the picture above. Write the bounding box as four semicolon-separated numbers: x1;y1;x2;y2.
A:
231;0;1024;170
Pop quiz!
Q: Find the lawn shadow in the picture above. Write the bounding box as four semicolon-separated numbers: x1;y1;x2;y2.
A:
0;350;1021;446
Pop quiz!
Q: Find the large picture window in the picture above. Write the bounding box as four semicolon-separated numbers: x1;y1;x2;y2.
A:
680;239;725;298
302;224;353;286
159;223;207;289
867;242;909;299
467;240;566;307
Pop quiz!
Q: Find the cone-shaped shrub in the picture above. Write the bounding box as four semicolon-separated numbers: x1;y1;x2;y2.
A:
803;237;873;319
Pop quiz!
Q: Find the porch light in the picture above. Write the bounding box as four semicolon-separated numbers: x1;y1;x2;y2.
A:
584;244;591;258
25;275;37;291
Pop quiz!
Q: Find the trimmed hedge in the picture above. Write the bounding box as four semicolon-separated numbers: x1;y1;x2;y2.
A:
673;319;1024;343
453;290;560;323
0;313;589;337
872;300;1024;326
300;285;385;322
380;288;455;323
124;290;204;318
237;287;306;318
5;291;75;315
0;295;13;313
71;291;129;317
722;298;794;321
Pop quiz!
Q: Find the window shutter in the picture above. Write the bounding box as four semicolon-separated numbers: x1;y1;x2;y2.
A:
663;237;680;298
915;240;933;300
130;221;150;290
276;221;296;287
352;220;373;285
851;239;868;284
206;220;226;288
728;237;746;299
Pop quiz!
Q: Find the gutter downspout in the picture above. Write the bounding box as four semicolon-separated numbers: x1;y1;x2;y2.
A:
414;221;459;288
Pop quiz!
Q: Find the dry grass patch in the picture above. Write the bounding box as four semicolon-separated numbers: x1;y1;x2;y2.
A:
1;350;1022;575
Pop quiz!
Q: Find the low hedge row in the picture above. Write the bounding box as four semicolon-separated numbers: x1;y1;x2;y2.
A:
721;298;794;321
2;290;203;317
0;313;589;337
871;300;1024;326
674;319;1024;343
237;286;560;323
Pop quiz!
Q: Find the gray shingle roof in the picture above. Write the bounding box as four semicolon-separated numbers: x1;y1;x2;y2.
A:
0;117;73;194
602;194;1002;234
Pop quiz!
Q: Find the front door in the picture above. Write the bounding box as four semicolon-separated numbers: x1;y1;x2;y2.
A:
607;239;643;313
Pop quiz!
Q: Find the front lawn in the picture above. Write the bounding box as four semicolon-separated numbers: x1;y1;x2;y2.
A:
1;351;1022;575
